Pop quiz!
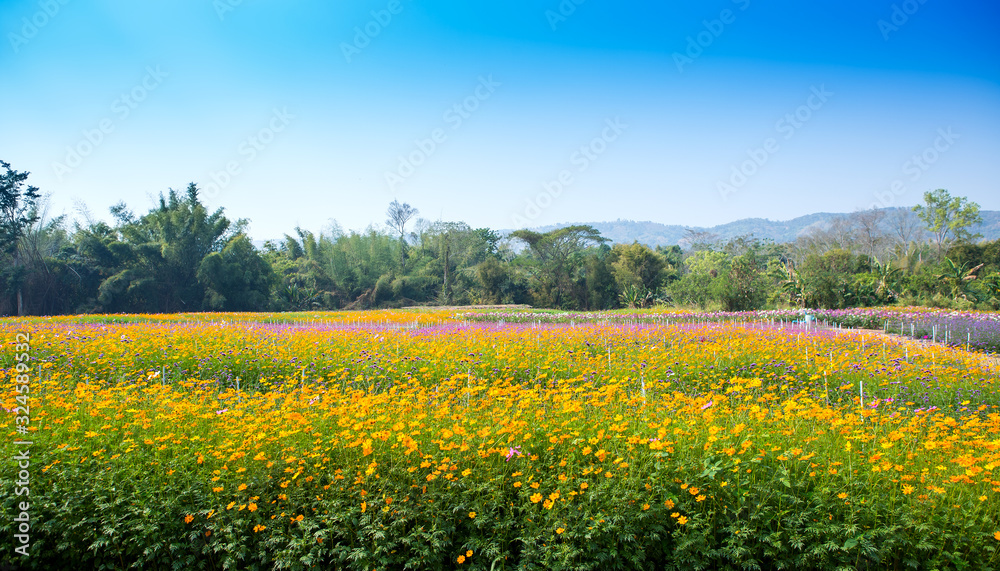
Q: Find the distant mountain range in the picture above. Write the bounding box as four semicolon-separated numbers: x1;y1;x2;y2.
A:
525;208;1000;248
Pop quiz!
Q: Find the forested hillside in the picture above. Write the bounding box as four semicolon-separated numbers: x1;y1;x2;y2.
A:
533;209;1000;248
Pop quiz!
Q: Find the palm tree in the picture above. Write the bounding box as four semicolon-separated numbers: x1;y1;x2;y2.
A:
935;257;984;301
871;258;901;302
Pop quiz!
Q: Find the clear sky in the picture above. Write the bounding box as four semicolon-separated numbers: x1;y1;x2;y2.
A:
2;0;998;240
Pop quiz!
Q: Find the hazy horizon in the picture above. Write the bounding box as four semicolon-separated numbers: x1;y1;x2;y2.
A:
2;1;998;241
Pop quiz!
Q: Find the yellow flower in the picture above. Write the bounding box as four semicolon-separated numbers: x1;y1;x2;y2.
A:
994;531;1000;541
642;503;650;510
837;492;848;500
696;495;706;502
361;502;367;513
466;550;473;557
238;483;247;491
580;482;588;490
253;524;266;533
677;516;688;525
469;511;476;519
689;487;700;496
671;512;679;518
902;485;914;495
248;503;257;512
556;527;565;534
530;493;542;503
664;499;675;509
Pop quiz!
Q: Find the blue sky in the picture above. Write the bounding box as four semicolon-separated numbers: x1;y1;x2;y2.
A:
1;0;998;240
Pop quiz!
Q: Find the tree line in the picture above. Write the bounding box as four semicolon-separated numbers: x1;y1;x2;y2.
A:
1;160;997;316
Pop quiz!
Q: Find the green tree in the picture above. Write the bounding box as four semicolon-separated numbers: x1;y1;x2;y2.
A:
609;242;667;293
667;250;730;310
510;225;607;308
935;257;984;301
97;184;235;312
197;234;274;310
0;160;41;315
912;189;982;259
798;249;857;309
720;249;768;311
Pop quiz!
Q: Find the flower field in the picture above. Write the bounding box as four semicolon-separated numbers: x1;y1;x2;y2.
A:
2;310;1000;569
463;306;1000;353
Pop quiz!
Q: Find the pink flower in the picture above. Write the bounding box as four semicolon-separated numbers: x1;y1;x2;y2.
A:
505;446;522;461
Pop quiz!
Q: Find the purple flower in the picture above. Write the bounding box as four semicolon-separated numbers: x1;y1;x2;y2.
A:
505;446;522;461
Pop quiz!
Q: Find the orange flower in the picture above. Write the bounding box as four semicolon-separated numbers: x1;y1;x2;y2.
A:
556;527;565;534
530;493;542;503
677;516;688;525
184;515;194;524
457;555;466;564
